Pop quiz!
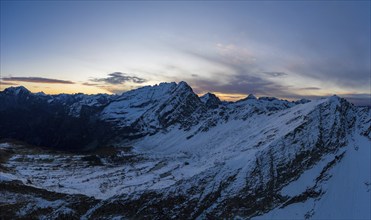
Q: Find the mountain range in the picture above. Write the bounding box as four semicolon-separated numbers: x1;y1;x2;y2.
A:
0;82;370;219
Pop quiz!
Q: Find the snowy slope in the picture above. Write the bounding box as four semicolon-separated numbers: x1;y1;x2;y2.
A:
253;132;370;220
0;83;370;219
110;95;366;219
100;82;205;136
46;93;113;117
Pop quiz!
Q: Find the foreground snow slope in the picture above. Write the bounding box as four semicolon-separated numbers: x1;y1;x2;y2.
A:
253;131;370;220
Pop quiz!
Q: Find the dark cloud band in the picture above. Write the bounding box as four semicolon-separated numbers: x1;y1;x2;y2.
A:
0;81;18;85
2;77;74;84
91;72;146;85
262;72;288;77
82;82;100;86
299;87;321;90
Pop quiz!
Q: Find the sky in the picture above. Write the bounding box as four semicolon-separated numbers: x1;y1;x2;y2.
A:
0;1;370;105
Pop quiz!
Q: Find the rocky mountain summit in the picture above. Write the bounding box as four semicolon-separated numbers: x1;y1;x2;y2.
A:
0;82;303;150
0;82;370;219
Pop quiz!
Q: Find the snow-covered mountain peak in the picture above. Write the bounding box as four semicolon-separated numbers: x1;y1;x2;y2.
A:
35;91;47;96
99;81;203;133
246;94;257;100
200;92;222;109
115;82;180;102
177;80;192;90
327;94;342;104
171;81;197;98
200;92;212;102
258;96;278;101
294;98;311;104
3;86;31;96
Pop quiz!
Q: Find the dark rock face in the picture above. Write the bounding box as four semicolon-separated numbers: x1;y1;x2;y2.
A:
0;87;115;151
154;81;205;129
200;92;222;109
0;181;99;219
294;98;311;105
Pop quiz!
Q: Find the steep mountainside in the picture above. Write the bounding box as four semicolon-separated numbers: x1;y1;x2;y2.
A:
0;82;299;150
0;82;370;219
100;82;205;138
0;87;115;151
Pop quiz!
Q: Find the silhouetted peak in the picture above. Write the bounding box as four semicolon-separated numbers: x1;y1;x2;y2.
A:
200;92;221;109
259;96;278;101
3;86;31;95
294;98;311;104
246;94;257;100
176;81;193;92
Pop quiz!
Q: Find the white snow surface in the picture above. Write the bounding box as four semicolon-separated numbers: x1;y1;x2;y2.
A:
45;93;113;117
0;172;25;183
1;94;370;218
253;132;370;220
100;82;179;127
1;98;325;198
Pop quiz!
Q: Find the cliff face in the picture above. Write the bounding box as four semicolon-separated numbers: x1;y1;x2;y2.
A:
0;87;115;151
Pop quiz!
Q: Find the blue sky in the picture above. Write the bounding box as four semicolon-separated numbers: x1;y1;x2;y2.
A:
0;1;370;105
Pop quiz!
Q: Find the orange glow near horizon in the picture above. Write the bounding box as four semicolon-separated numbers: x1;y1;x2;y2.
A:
1;82;368;104
0;82;112;95
1;82;251;101
198;92;247;102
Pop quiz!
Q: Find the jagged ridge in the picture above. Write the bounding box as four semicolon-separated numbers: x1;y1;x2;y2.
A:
0;82;304;150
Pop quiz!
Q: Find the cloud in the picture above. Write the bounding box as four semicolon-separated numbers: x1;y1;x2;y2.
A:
182;46;293;98
1;77;74;84
91;72;146;85
181;43;370;107
188;74;292;98
341;93;371;106
265;92;370;106
0;81;18;86
262;72;288;77
215;43;257;65
82;82;100;86
299;87;321;90
87;72;147;94
101;87;127;94
286;49;370;90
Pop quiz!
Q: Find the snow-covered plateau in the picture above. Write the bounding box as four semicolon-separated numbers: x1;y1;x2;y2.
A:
0;82;370;219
